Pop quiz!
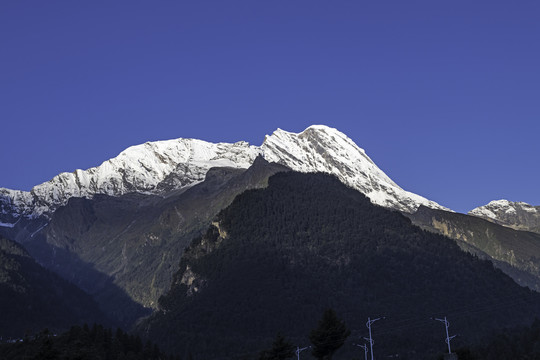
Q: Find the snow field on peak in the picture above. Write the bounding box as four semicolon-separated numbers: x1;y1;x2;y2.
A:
2;124;449;219
469;200;539;221
261;125;449;213
1;138;261;218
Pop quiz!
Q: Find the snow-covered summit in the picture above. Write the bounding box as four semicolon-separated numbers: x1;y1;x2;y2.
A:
1;125;448;221
1;138;260;219
261;125;448;213
469;200;540;233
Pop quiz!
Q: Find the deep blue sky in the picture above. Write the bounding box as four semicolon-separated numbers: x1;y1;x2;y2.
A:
1;1;539;213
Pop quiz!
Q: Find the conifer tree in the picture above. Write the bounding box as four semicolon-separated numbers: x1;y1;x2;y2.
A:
259;333;295;360
309;309;350;360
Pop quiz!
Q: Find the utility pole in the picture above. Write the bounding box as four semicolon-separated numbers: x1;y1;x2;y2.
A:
433;316;456;354
295;345;310;360
353;343;369;360
364;317;384;360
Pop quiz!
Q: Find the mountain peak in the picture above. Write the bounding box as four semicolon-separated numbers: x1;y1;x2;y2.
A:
268;125;344;142
262;126;448;213
301;124;344;136
1;125;448;221
469;199;540;233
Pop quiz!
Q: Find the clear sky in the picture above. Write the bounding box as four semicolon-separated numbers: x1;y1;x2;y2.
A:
1;1;539;213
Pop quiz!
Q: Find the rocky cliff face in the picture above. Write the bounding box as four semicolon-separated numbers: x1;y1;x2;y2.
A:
469;200;540;234
407;206;540;291
0;125;447;226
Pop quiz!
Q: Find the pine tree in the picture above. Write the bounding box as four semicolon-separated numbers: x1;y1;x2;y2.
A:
259;333;295;360
309;309;350;360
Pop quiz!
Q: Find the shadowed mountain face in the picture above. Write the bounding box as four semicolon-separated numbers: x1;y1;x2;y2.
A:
6;157;288;326
0;235;107;338
407;206;540;292
140;172;540;360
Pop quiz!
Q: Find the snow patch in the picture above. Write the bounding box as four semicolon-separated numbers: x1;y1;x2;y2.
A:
30;223;49;238
469;199;540;229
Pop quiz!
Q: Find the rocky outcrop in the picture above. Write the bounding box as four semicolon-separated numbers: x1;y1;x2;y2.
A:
407;206;540;291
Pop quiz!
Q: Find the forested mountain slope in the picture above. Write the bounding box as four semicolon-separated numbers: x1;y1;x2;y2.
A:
140;173;540;360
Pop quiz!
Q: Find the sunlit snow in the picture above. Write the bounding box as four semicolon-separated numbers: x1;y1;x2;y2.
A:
0;125;450;218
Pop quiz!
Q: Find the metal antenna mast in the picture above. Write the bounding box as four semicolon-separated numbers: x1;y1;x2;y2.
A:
353;343;369;360
364;317;384;360
433;316;456;354
295;345;310;360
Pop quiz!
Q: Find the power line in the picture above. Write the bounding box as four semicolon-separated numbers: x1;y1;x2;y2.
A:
201;291;540;360
295;345;310;360
432;316;456;354
353;343;368;360
365;317;384;360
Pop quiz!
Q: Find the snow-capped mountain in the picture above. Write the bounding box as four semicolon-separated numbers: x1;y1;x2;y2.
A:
0;140;260;220
262;126;447;213
0;125;448;223
469;200;540;234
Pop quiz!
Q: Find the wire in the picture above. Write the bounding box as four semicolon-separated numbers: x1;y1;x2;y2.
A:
197;290;540;359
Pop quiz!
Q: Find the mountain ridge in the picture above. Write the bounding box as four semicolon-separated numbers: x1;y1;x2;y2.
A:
0;125;448;225
469;199;540;234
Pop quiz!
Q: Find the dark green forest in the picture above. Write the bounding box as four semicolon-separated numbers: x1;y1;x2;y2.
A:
141;172;540;359
475;319;540;359
437;319;540;360
0;324;174;360
4;315;540;359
